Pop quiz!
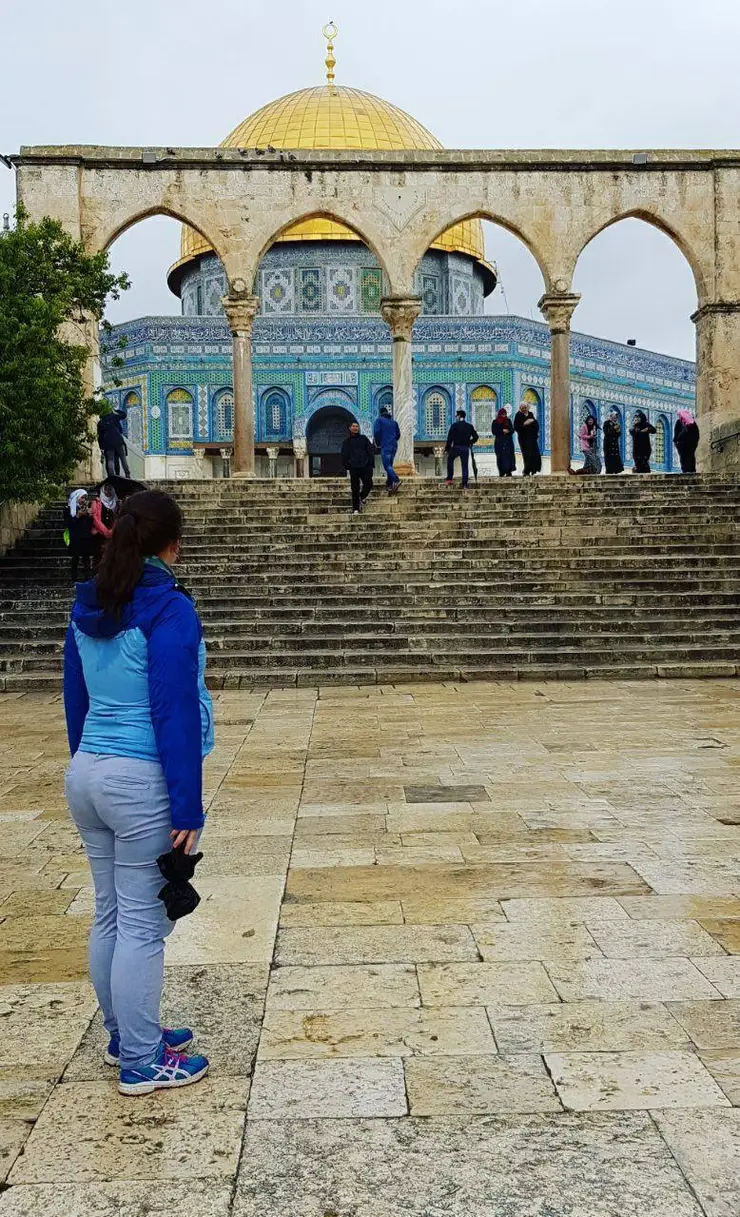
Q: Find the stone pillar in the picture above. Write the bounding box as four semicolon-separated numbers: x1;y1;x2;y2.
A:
293;438;308;479
219;447;232;478
380;296;423;476
222;289;260;478
433;446;445;477
266;445;279;479
692;302;740;471
65;314;102;482
538;292;581;474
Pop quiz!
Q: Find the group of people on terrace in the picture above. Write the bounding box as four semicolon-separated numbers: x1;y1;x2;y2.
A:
572;407;699;478
341;399;700;508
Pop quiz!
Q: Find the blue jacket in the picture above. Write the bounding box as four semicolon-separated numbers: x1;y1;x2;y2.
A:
63;562;215;830
373;415;400;450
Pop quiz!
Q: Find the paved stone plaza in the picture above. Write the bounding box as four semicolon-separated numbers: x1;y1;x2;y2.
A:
0;679;738;1216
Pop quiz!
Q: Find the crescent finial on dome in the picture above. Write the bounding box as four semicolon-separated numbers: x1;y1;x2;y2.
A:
322;21;338;89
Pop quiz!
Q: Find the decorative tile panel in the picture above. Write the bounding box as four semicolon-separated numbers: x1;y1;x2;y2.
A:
421;274;442;315
299;268;323;313
360;268;382;313
197;385;208;437
261;269;295;315
327;266;357;313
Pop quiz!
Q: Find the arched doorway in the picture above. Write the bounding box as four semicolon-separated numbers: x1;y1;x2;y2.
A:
306;403;358;476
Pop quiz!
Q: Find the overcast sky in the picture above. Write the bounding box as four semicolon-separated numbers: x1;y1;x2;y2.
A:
4;0;739;359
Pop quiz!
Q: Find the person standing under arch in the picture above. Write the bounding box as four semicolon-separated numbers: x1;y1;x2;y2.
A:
603;409;624;474
373;405;401;494
570;414;601;475
674;409;700;473
341;421;375;514
444;410;479;488
630;411;657;473
491;406;516;476
514;401;541;476
98;409;131;479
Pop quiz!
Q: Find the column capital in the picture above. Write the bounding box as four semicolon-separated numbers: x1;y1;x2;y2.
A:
380;295;423;341
538;292;581;334
222;292;260;335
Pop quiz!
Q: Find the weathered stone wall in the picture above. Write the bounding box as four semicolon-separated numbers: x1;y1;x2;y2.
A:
1;501;40;555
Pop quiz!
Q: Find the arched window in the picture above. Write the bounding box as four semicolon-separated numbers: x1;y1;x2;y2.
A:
263;389;289;438
375;386;393;414
212;389;233;441
470;385;497;433
166;389;193;445
522;387;541;414
122;390;143;449
423;387;451;440
655;415;668;467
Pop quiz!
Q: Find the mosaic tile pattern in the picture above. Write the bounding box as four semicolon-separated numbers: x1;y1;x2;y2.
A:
102;311;694;460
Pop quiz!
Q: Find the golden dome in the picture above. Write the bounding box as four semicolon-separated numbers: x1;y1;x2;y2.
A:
168;84;495;295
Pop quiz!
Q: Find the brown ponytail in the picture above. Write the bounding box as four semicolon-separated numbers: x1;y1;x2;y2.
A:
96;490;183;616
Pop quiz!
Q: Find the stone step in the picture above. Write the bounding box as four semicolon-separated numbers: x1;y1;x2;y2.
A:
4;639;739;675
3;477;740;691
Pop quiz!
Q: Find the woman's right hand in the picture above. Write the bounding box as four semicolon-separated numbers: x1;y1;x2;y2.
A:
171;829;199;854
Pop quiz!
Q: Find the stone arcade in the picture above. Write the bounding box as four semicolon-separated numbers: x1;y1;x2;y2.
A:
12;117;740;479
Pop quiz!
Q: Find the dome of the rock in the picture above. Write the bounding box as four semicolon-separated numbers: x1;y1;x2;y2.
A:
167;83;495;295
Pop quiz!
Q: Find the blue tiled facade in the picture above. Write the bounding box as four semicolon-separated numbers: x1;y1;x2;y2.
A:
102;243;695;475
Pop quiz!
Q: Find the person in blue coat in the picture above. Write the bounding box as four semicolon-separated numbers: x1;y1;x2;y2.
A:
373;405;401;494
63;489;215;1097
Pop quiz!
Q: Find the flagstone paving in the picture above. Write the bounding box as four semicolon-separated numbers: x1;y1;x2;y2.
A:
0;679;739;1215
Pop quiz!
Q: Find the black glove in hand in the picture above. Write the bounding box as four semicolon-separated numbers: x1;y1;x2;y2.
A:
157;845;203;883
158;880;200;921
156;844;203;922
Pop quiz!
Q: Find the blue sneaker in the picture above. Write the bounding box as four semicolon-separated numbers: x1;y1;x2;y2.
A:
118;1043;209;1096
105;1027;194;1066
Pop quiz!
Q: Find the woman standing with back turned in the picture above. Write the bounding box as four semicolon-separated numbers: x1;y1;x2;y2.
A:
630;411;657;473
491;406;516;476
63;490;214;1096
674;409;700;473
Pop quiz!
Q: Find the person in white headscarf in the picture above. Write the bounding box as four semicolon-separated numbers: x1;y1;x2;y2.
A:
63;490;97;582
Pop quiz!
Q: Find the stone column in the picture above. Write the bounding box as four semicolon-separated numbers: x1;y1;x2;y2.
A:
692;302;740;471
222;289;260;478
538;292;581;474
433;446;445;477
266;445;279;479
65;313;102;482
380;296;423;476
293;438;308;479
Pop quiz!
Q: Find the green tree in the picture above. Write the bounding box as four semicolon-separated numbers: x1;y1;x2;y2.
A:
0;208;129;502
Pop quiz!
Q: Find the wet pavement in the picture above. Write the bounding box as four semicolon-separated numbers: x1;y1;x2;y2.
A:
0;679;738;1216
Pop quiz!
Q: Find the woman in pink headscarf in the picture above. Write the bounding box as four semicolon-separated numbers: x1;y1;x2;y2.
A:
673;408;700;473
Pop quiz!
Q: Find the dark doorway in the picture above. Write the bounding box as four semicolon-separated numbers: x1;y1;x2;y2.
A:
306;404;357;476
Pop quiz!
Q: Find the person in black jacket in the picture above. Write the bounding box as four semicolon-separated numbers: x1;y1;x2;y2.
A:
340;422;375;514
444;411;479;488
630;411;657;473
513;403;542;476
98;410;131;479
64;490;99;582
674;409;700;473
491;406;516;476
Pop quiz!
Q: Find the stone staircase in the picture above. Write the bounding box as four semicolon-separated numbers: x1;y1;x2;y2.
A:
1;476;740;691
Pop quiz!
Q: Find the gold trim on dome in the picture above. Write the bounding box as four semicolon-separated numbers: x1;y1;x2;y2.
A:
168;84;493;292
